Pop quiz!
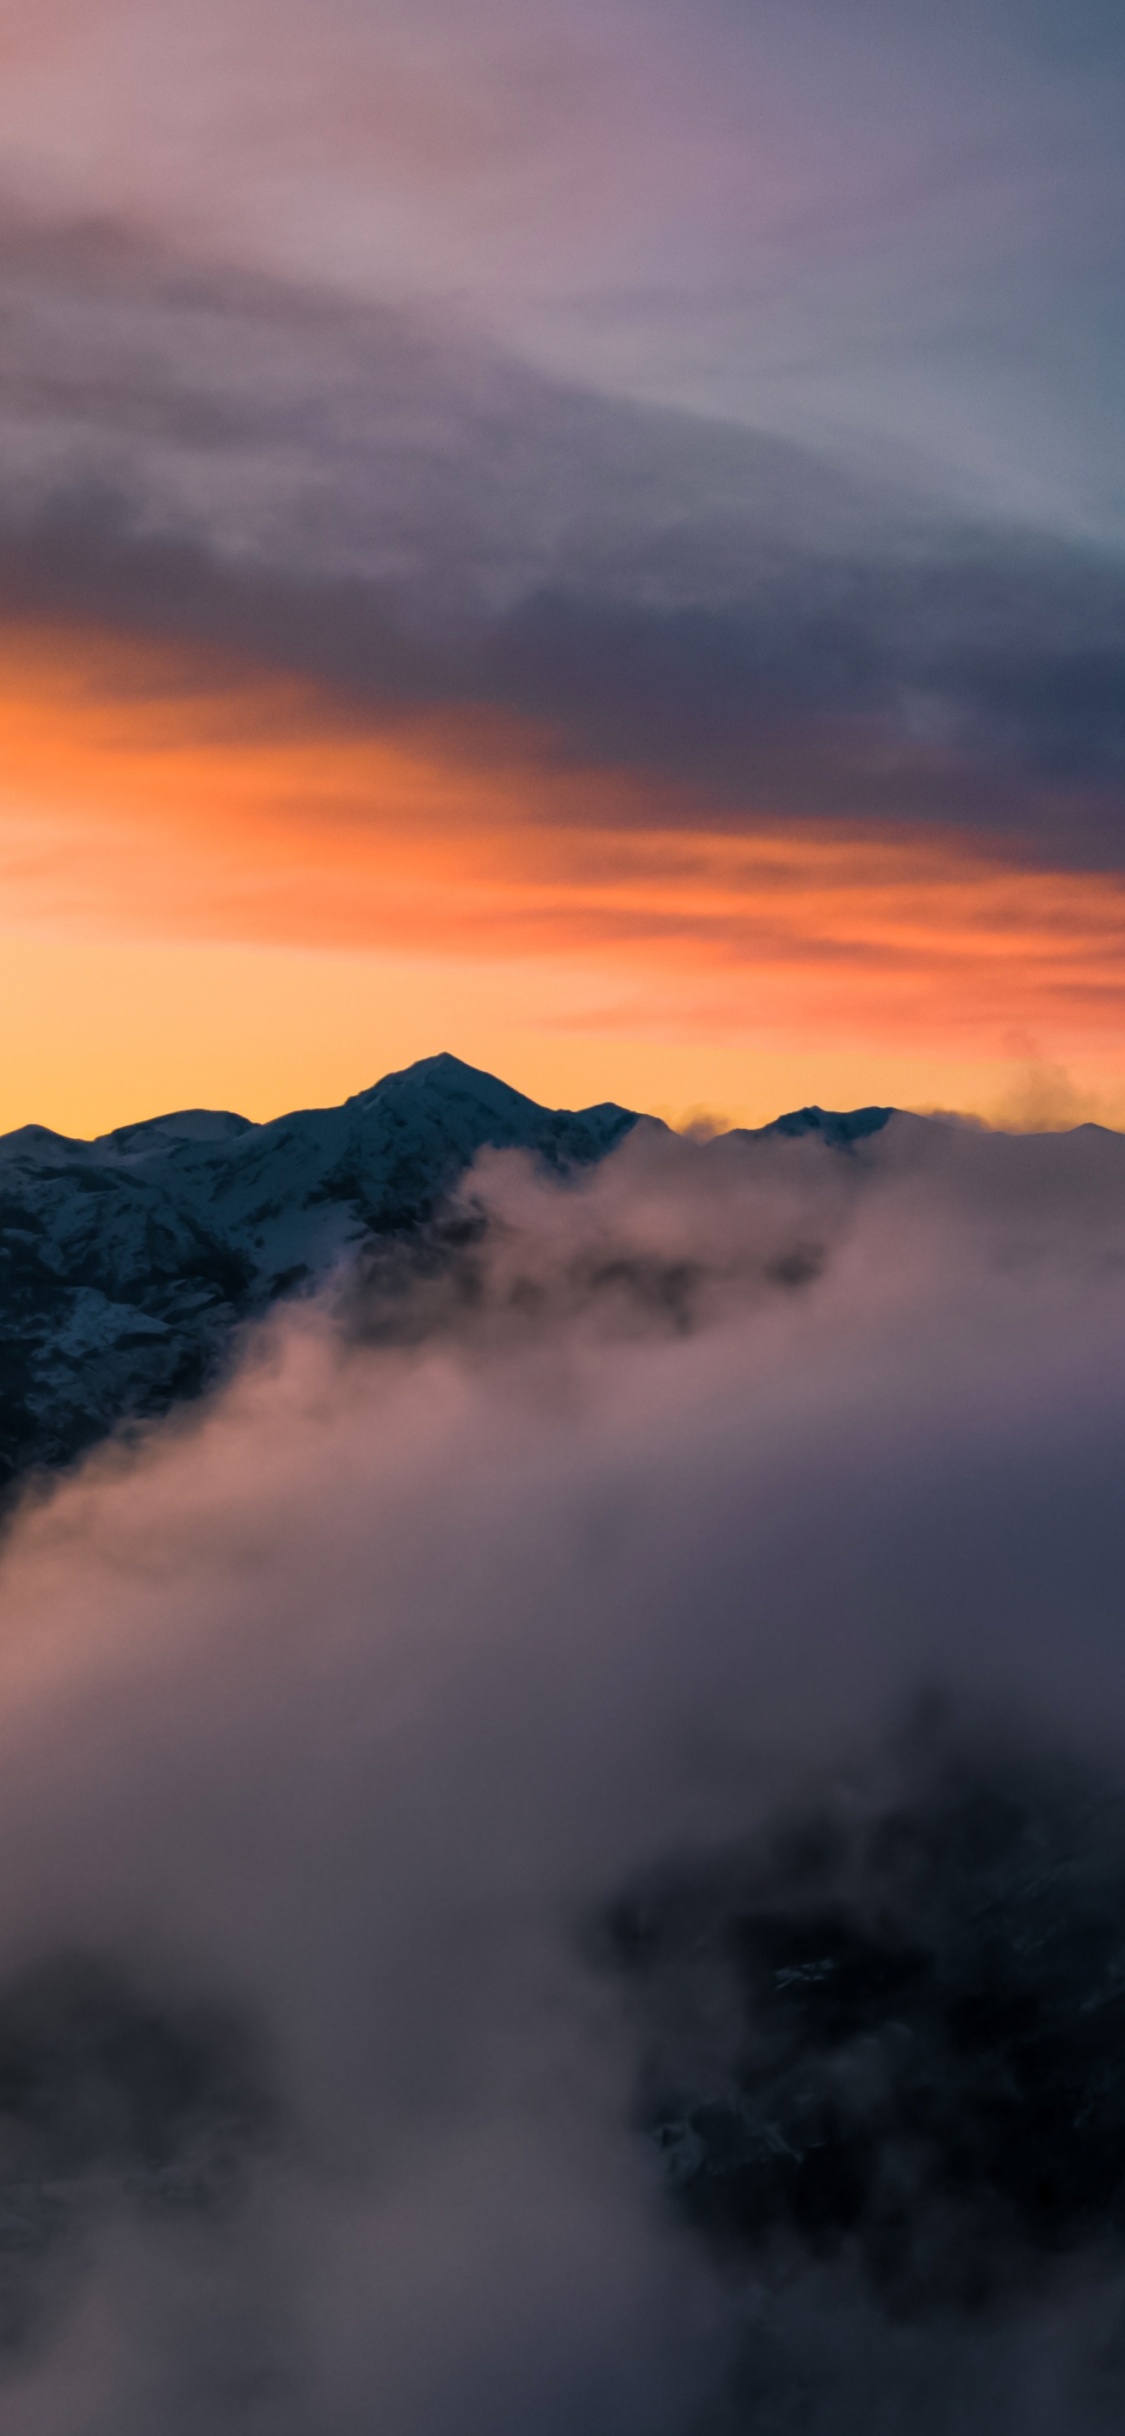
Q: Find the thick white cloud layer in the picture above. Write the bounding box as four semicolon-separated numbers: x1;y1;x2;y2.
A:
0;1120;1124;2426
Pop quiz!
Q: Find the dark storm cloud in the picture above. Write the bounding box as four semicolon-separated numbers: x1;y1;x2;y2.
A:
1;206;1123;858
0;208;921;609
482;563;1125;851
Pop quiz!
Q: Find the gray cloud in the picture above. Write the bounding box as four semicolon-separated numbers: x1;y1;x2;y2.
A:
0;211;929;607
2;0;1121;542
0;210;1121;860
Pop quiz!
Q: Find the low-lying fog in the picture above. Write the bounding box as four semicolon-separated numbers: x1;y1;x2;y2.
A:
1;1112;1124;2432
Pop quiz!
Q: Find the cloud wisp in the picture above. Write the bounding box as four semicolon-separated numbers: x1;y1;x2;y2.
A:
0;1121;1122;2425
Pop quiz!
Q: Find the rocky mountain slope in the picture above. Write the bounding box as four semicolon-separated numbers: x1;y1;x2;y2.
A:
7;1047;1123;1503
0;1053;641;1497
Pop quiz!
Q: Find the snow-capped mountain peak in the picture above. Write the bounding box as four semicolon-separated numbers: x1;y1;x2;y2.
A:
0;1054;638;1494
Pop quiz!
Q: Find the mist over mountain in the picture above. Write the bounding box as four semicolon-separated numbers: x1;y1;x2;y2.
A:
0;1052;636;1494
7;1046;1125;1503
0;1053;904;1495
1;1056;1125;2429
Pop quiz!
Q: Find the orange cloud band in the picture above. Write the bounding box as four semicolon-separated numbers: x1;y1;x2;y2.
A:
1;618;1123;1064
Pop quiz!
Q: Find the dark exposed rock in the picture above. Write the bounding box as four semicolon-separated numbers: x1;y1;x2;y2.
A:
606;1712;1125;2322
0;1051;908;1499
0;1053;637;1498
0;1952;275;2354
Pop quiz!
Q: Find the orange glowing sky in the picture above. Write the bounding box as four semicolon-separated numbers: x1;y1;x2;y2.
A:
2;619;1123;1136
0;0;1122;1136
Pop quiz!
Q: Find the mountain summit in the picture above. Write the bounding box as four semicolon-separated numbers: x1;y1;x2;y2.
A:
0;1053;922;1497
0;1055;639;1494
7;1052;1122;1501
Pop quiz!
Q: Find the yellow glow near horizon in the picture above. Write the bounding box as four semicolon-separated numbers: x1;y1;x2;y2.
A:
0;619;1123;1136
3;929;1123;1142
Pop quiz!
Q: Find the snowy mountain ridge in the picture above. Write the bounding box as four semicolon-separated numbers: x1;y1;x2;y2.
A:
7;1046;1123;1501
0;1053;642;1494
0;1052;905;1495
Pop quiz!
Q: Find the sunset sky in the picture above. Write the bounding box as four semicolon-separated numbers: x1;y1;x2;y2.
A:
0;0;1123;1132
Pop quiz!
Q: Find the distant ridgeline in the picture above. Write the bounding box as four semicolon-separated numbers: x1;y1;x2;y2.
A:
0;1048;898;1497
